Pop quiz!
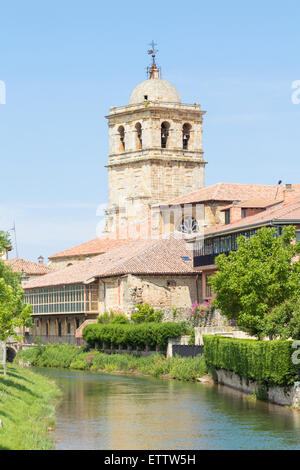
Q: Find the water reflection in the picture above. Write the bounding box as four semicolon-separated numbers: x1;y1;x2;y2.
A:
34;368;300;450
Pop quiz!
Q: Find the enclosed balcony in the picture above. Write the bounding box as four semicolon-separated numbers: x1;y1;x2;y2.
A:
24;283;99;315
193;228;265;268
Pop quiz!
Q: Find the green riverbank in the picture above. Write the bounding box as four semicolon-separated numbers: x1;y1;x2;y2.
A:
0;364;61;450
15;344;207;382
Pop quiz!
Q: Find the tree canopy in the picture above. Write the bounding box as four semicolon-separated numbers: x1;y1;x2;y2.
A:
0;230;32;375
209;226;300;338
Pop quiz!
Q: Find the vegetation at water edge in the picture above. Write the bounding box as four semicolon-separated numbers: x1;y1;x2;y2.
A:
15;344;207;382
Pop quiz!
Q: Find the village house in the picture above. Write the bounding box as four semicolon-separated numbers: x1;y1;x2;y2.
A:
153;182;300;235
23;237;203;339
5;256;51;283
188;185;300;299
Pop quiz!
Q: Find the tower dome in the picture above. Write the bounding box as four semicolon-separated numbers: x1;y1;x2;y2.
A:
130;77;181;105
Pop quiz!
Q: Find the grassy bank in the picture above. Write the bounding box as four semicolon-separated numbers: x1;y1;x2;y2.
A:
0;364;61;450
16;344;207;382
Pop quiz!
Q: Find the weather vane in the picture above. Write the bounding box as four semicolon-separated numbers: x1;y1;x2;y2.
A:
147;40;158;65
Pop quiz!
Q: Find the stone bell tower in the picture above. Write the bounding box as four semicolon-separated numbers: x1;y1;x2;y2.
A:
104;45;206;233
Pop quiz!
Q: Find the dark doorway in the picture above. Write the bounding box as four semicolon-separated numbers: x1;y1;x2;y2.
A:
7;347;16;362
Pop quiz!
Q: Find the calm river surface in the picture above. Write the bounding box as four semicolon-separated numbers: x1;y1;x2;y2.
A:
34;367;300;450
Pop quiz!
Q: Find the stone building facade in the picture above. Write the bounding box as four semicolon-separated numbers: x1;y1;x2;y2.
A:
24;237;206;338
104;60;206;233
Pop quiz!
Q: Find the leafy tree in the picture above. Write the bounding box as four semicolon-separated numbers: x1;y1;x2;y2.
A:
209;226;300;339
0;230;12;255
131;304;163;324
0;231;32;375
262;297;300;340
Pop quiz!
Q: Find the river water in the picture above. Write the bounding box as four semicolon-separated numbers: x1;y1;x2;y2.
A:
34;367;300;450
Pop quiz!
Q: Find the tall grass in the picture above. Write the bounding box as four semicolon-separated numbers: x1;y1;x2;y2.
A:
0;365;61;450
16;345;207;382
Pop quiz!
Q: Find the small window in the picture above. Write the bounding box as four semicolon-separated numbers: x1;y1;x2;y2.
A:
206;275;212;298
241;208;246;219
296;231;300;242
224;210;230;225
178;216;199;234
144;95;148;101
167;280;176;287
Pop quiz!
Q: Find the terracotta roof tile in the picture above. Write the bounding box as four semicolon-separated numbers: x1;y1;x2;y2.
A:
5;258;52;275
203;197;300;237
157;183;300;206
24;236;196;290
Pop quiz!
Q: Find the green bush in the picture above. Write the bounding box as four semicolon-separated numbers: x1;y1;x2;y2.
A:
98;311;129;324
131;304;163;323
15;346;207;382
83;322;189;350
168;355;207;381
15;344;84;368
203;335;298;386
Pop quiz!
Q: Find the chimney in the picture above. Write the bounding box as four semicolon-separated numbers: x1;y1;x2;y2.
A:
38;255;44;265
230;201;242;223
283;184;295;204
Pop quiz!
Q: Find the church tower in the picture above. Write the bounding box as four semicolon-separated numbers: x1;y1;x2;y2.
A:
104;45;206;233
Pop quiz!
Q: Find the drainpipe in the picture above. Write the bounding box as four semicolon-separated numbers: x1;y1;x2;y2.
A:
196;274;200;304
99;280;106;312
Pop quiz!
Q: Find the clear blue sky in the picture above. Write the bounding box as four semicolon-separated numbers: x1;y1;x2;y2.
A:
1;0;300;261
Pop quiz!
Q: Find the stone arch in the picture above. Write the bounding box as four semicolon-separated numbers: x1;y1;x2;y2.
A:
183;123;192;150
118;125;125;152
135;122;142;150
161;121;170;149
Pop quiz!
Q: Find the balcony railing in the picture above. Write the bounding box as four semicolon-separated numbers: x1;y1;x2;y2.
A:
194;251;230;268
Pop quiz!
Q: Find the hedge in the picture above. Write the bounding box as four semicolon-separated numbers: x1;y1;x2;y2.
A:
203;335;298;386
82;322;189;350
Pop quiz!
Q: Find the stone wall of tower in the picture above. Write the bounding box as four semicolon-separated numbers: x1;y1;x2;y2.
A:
104;101;206;233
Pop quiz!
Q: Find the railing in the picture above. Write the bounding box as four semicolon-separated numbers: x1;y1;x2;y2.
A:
172;345;204;358
24;335;85;346
194;251;230;267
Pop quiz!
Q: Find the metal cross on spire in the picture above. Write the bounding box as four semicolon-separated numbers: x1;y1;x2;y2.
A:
147;40;158;65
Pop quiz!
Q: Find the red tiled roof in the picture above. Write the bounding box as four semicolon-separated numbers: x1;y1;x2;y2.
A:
203;197;300;237
24;237;196;289
5;258;52;275
157;183;300;206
